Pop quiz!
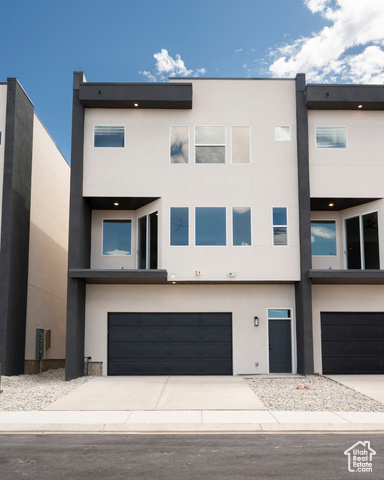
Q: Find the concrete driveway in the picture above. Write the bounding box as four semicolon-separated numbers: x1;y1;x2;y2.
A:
44;376;266;411
325;375;384;404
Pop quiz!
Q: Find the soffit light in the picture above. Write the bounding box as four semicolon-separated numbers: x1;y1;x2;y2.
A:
358;105;363;109
329;203;334;207
134;103;139;107
114;202;119;206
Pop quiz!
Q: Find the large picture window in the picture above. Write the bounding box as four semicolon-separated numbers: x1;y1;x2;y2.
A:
311;221;337;256
273;207;288;246
94;126;125;148
170;126;189;164
195;126;225;164
233;207;251;246
170;208;189;245
102;220;131;256
231;126;250;164
345;211;380;269
196;207;226;246
315;127;346;149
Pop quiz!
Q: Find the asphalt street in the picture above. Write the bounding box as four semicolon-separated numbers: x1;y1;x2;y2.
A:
0;434;383;480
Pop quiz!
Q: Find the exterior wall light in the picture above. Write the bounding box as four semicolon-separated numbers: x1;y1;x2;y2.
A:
254;316;259;327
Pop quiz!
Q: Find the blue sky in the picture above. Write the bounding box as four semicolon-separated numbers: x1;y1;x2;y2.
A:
1;0;384;162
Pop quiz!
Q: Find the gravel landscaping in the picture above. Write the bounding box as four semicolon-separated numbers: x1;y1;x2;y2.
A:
244;375;384;412
0;369;92;411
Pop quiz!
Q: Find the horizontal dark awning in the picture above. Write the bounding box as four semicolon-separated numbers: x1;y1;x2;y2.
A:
69;269;169;285
85;197;159;210
309;269;384;285
310;198;379;211
306;85;384;110
79;82;192;109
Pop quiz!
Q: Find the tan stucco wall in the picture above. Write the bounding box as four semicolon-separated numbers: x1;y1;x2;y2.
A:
24;115;70;361
84;79;300;281
312;284;384;373
84;284;297;376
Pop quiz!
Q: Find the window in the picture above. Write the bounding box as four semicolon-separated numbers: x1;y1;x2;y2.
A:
275;126;291;141
170;208;189;245
231;126;250;163
195;126;225;163
0;131;2;145
316;127;346;149
233;208;251;246
170;126;189;164
311;221;336;256
345;212;380;269
196;207;226;245
102;220;131;256
273;207;288;246
94;126;125;148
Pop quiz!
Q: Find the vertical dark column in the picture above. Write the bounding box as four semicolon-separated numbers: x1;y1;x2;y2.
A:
295;74;314;375
65;72;92;380
0;79;34;375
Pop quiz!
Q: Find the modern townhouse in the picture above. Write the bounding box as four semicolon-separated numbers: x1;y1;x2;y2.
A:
65;72;384;380
0;78;70;375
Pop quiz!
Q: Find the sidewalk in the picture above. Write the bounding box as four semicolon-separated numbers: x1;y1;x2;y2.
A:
1;409;384;433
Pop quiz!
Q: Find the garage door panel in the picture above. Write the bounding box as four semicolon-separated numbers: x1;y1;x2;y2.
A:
202;313;232;326
109;328;141;342
141;327;169;341
170;327;202;341
170;361;202;374
202;328;232;341
202;344;233;357
171;313;202;325
351;343;381;356
171;344;201;357
321;312;384;374
108;313;233;375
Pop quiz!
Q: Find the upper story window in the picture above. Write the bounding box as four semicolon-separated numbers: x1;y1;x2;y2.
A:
94;126;125;148
311;221;336;256
170;126;189;164
231;126;250;164
345;211;379;269
196;207;226;245
195;126;225;164
275;126;291;141
170;208;189;245
273;207;288;246
102;219;131;256
233;207;251;246
315;127;346;149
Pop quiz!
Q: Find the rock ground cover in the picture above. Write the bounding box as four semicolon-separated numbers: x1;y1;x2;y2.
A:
0;368;92;411
244;375;384;412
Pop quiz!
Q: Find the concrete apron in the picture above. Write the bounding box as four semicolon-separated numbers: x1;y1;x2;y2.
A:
325;375;384;405
44;376;267;411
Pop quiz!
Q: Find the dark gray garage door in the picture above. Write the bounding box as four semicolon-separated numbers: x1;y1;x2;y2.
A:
321;312;384;374
108;313;233;375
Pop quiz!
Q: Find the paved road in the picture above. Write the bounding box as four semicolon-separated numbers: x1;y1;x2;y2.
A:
0;434;383;479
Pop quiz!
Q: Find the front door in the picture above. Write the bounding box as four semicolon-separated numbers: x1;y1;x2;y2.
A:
269;318;292;373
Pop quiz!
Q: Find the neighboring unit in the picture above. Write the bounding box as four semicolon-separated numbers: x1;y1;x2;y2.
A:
0;78;70;375
66;72;384;380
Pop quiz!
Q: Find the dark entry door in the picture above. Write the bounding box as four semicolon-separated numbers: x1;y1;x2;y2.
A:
269;320;292;373
108;312;233;375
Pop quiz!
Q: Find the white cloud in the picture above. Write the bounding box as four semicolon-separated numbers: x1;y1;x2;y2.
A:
269;0;384;83
235;48;243;53
311;226;336;242
139;49;206;82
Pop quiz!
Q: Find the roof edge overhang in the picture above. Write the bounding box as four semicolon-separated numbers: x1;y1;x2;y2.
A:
79;82;193;109
306;84;384;110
